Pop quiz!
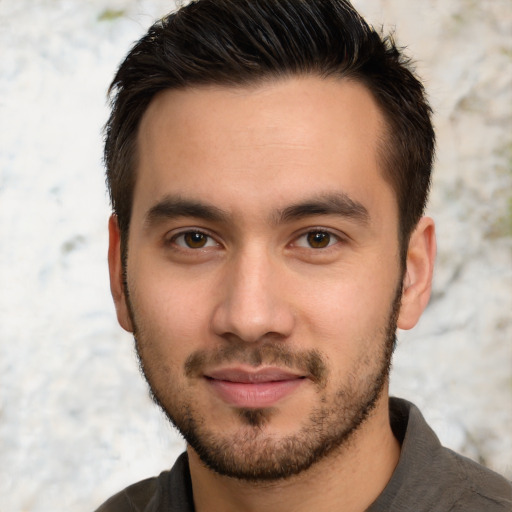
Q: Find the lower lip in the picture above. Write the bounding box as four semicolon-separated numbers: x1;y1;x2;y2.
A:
207;378;304;408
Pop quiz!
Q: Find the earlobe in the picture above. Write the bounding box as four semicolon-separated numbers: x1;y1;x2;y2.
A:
108;214;134;333
397;217;436;330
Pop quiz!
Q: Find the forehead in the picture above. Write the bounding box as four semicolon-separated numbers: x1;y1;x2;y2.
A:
133;76;396;225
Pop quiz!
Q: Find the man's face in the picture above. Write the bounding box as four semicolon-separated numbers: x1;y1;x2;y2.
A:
112;77;407;480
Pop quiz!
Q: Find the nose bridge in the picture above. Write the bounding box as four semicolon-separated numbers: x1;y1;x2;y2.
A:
212;241;293;342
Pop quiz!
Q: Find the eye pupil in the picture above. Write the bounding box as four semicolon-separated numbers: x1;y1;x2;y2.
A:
307;231;330;248
184;232;207;248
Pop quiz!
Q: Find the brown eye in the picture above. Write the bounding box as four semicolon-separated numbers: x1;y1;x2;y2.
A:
169;230;219;252
183;232;208;248
306;231;331;248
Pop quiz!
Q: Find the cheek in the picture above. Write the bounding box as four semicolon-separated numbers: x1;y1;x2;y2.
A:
295;268;395;327
127;266;217;361
291;267;397;359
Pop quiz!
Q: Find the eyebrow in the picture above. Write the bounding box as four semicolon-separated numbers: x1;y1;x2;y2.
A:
143;191;369;229
144;195;229;227
275;192;370;225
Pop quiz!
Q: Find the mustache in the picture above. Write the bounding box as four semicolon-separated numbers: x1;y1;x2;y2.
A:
184;343;328;387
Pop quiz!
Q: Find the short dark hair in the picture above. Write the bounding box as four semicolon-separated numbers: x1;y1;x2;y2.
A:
105;0;435;263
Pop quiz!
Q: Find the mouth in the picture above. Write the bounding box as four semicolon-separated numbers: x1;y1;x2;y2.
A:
204;367;307;408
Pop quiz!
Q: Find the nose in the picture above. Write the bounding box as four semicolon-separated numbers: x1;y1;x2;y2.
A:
211;245;295;343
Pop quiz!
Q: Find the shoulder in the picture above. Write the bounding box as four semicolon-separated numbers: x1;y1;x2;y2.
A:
371;398;512;511
442;447;512;510
94;452;193;512
95;476;161;512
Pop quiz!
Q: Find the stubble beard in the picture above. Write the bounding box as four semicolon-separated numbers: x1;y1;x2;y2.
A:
127;283;402;482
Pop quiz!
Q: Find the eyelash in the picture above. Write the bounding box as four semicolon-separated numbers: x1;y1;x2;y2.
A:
165;228;344;252
292;229;343;250
167;229;219;250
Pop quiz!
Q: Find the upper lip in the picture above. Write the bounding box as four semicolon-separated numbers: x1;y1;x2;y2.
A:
204;367;304;383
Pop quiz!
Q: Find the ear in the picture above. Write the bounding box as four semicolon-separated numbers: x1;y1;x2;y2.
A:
397;216;436;330
108;214;134;333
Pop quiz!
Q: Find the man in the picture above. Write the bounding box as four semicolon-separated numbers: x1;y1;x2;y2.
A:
97;0;512;510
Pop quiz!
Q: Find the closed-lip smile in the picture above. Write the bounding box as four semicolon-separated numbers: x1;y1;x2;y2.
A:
204;367;306;408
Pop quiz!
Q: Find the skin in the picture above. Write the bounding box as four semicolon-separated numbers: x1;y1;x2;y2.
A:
109;76;436;512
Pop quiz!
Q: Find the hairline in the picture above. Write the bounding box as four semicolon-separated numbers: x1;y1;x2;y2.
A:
120;71;408;266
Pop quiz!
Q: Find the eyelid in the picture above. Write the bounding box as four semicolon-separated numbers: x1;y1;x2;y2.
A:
165;227;222;249
291;227;346;249
163;225;348;251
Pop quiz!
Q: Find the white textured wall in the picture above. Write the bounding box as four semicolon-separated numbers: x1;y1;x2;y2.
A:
0;1;510;510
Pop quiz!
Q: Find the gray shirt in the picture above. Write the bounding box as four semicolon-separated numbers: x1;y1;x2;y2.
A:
96;398;512;511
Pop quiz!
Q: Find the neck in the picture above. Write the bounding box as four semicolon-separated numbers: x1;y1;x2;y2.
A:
188;394;400;512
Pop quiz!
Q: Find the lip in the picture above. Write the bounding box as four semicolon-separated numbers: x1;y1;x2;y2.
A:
204;367;306;408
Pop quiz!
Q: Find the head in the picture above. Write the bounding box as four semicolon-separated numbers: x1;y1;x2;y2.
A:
105;0;435;268
105;0;436;482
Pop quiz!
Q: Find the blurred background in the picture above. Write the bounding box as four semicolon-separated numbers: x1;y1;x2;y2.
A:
1;0;511;510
